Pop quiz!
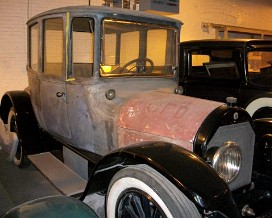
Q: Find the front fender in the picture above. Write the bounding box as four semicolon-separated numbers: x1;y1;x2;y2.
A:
82;142;239;217
194;104;252;157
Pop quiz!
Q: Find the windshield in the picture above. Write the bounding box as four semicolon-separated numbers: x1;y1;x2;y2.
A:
101;19;178;77
248;51;272;88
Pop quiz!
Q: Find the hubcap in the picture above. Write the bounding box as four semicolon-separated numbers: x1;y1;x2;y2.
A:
116;189;166;218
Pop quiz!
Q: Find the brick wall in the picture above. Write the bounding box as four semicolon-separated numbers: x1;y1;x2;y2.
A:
0;1;27;96
170;0;272;41
0;0;271;97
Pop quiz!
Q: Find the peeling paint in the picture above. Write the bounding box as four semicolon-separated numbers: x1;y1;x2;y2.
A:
127;107;136;118
118;92;222;149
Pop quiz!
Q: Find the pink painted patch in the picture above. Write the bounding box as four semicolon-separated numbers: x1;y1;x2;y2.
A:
117;92;223;145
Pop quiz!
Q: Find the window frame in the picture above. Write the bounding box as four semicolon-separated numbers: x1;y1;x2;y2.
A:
188;48;241;80
100;18;178;78
41;15;66;80
28;22;39;73
69;16;95;79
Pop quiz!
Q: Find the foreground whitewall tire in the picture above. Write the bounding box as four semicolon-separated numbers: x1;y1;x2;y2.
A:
106;164;201;218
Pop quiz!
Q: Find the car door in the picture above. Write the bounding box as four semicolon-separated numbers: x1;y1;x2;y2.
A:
63;16;95;149
40;16;71;138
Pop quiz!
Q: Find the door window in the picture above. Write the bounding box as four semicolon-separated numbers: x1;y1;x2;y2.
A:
189;49;240;79
71;17;94;78
43;17;64;78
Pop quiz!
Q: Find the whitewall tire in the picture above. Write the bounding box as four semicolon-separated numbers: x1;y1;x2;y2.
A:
106;164;201;218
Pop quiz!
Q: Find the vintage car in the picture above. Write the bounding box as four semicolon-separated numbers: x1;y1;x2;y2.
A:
0;6;271;217
179;39;272;178
179;39;272;120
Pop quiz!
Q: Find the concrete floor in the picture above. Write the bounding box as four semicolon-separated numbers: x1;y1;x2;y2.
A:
0;149;61;216
0;149;105;217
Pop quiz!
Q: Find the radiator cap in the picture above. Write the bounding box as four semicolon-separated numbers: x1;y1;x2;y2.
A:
226;96;237;107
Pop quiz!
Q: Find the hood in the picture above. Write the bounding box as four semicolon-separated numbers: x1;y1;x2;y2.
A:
117;92;223;151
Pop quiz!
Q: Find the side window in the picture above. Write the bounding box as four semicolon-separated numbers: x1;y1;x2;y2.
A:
191;54;210;76
71;17;94;78
248;51;272;73
189;49;240;79
248;51;272;88
30;23;39;72
43;17;63;78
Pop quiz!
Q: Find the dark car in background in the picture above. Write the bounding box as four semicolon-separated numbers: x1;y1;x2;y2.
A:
180;39;272;184
180;39;272;119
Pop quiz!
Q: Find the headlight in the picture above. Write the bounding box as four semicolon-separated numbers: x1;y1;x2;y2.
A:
209;141;241;183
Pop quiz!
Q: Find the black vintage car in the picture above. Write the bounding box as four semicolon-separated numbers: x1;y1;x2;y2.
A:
180;39;272;201
180;39;272;119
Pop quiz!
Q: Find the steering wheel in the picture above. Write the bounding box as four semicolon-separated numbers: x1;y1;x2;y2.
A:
121;58;154;74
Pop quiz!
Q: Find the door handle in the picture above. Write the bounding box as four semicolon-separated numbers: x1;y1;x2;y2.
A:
56;92;65;97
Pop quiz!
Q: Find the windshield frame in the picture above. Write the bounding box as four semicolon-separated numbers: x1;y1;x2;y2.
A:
100;18;178;78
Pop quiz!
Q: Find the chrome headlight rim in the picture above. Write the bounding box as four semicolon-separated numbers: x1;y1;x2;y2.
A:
211;141;242;184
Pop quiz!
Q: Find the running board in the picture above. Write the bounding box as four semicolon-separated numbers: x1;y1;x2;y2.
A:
28;152;87;196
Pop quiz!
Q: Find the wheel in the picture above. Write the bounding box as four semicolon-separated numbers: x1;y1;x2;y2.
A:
121;58;154;74
7;107;30;168
106;164;201;218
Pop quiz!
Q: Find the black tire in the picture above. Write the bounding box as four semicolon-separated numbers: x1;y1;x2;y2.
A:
7;107;30;168
106;164;201;218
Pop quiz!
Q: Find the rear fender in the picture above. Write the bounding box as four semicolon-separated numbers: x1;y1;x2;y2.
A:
0;91;41;154
245;97;272;118
82;142;239;217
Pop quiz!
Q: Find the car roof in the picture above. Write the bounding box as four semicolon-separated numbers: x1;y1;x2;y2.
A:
27;5;182;29
180;39;272;48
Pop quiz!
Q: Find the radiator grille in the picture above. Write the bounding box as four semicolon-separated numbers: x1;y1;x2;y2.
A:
207;122;255;191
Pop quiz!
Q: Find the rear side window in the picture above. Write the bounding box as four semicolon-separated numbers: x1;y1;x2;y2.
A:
189;49;240;79
43;17;64;78
29;23;39;72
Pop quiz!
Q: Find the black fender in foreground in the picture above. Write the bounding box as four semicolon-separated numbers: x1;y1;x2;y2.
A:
81;141;240;217
0;90;41;154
